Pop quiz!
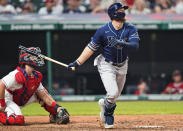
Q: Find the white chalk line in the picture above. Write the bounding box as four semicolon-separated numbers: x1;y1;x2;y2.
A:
135;125;164;129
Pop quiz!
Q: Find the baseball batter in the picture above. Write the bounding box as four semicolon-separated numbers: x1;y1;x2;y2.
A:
68;2;139;129
0;47;69;125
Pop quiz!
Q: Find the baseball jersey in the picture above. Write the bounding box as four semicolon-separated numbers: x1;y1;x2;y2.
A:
1;67;44;106
163;82;183;94
38;5;63;15
88;21;139;63
0;4;16;14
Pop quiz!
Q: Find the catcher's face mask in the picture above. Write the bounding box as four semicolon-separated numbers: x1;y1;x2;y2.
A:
19;47;45;67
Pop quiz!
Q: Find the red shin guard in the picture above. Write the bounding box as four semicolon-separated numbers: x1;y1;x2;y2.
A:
15;115;25;125
8;114;24;125
0;112;24;125
0;112;7;124
8;114;16;125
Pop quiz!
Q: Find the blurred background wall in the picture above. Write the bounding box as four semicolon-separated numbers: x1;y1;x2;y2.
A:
0;29;183;95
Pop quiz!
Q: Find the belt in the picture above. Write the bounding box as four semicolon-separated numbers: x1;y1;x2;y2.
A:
105;59;126;67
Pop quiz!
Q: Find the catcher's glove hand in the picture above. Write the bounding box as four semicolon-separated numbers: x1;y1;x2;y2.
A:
56;108;70;124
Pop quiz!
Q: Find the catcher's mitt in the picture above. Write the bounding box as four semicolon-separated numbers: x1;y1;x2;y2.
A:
56;108;70;124
49;113;56;123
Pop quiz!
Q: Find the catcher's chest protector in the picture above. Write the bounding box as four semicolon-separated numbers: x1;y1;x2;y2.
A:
7;67;42;106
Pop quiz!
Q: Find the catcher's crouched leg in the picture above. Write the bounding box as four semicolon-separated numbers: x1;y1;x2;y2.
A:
40;101;70;124
0;112;24;125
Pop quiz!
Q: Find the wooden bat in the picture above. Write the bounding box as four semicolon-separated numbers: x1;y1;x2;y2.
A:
19;45;75;71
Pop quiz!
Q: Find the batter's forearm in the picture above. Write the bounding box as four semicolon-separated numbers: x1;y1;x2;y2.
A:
0;80;5;99
76;46;94;65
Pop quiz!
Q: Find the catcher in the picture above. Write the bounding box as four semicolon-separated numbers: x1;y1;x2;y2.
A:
0;47;69;125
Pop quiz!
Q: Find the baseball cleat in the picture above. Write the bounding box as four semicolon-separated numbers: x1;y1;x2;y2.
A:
98;98;105;123
105;124;114;129
105;115;114;129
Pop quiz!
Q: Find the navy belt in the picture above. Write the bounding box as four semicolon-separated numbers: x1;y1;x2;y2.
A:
105;59;126;67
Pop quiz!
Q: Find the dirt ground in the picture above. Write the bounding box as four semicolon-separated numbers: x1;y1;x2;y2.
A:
0;115;183;131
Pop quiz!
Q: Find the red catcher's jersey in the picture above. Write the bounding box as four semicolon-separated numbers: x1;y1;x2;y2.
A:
2;67;42;106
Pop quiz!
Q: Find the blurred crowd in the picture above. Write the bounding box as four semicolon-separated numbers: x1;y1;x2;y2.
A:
51;80;75;95
162;70;183;94
0;0;183;15
47;69;183;96
44;79;75;96
127;69;183;95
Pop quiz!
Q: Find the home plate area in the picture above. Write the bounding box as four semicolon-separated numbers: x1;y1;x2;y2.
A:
0;115;183;131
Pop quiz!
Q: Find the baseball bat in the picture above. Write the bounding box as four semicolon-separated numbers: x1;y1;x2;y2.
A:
18;45;75;71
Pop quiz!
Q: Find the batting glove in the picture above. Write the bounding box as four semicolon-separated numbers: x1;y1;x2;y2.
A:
68;61;79;71
109;38;125;48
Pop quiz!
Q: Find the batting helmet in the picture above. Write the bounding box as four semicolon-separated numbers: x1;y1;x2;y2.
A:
108;2;128;20
19;47;45;67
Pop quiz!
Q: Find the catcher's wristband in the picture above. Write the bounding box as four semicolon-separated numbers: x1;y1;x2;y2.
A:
0;99;6;107
52;102;61;113
51;101;57;107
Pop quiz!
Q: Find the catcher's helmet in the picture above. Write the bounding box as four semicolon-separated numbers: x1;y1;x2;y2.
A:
19;47;45;67
108;2;128;20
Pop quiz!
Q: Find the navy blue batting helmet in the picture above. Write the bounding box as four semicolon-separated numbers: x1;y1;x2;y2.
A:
108;2;128;20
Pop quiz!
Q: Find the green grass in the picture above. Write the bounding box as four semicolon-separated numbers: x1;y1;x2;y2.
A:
21;101;183;116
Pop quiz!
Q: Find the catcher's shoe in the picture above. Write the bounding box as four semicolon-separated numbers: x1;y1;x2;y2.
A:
105;115;114;129
98;99;105;123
